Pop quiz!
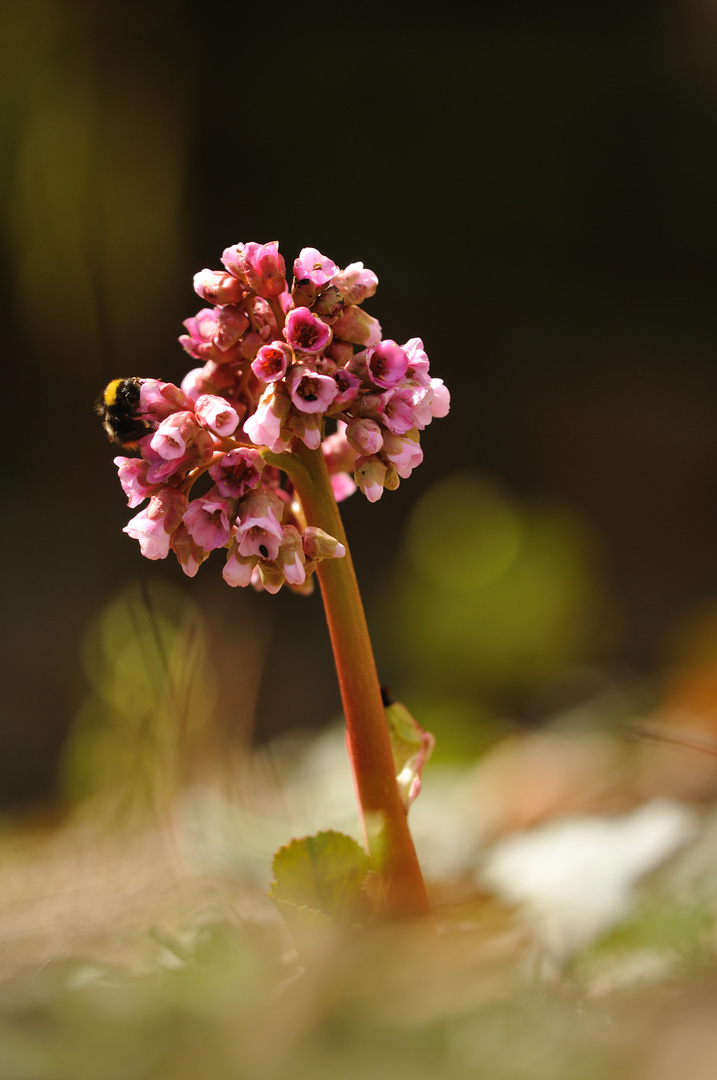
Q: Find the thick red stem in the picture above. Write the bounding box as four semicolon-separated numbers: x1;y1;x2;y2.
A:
285;440;431;918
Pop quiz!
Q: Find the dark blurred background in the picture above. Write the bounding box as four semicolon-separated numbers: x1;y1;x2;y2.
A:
2;0;717;810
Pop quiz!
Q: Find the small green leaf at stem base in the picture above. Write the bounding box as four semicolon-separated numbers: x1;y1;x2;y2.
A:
270;831;374;924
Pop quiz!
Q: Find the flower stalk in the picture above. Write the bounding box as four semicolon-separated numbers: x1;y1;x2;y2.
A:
282;438;432;918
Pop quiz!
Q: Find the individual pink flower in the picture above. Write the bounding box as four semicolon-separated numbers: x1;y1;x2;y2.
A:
346;417;384;456
276;525;306;586
354;455;387;502
251;341;293;383
429;378;451;418
332;262;378;306
331;305;382;346
222;545;256;588
380;386;433;434
209;447;264;498
150;410;201;460
123;487;188;559
284;307;332;355
213;305;251;350
171;522;210;577
365;340;409;389
403;337;431;385
179;309;245;364
332;368;361;407
114;456;160;508
288;411;323;450
221;241;287;299
243;382;292;452
193;268;248;305
235;489;284;561
139;379;194;421
286;363;339;414
183;489;235;550
382;432;424;478
194;393;239;437
292;247;338;288
302;526;346;561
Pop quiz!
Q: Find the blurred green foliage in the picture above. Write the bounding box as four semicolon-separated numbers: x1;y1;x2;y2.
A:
61;581;215;820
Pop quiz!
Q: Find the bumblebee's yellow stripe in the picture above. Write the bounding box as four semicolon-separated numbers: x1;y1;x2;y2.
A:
103;378;124;406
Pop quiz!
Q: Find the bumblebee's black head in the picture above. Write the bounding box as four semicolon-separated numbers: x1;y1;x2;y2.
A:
95;377;153;448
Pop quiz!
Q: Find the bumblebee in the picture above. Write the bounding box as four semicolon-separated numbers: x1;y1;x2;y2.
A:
95;378;153;448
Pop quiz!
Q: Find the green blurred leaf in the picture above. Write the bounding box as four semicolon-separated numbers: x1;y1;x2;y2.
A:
270;831;372;922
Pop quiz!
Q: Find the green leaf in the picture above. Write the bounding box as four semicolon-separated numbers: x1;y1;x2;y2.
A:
270;831;373;922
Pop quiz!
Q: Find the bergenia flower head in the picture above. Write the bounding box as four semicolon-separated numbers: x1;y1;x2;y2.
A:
98;239;449;593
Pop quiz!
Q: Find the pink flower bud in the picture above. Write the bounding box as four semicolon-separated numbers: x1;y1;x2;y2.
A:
381;432;423;478
292;247;338;288
429;378;450;417
251;341;293;382
284;307;332;355
346;417;384;456
171;522;210;577
193;269;248;305
331;306;382;346
243;382;292;452
354;455;387;502
222;542;256;587
286;363;339;414
302;526;346;561
332;262;378;306
277;525;306;586
139;379;194;421
194;393;239;437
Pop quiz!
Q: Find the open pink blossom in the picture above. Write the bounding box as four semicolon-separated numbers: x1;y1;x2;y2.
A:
194;393;239;437
150;410;201;460
114;456;160;507
284;307;332;355
292;247;338;288
183;489;235;550
286;364;339;414
380;385;433;434
209;447;264;498
123;488;188;559
221;241;287;299
235;490;284;561
251;341;293;382
365;340;409;389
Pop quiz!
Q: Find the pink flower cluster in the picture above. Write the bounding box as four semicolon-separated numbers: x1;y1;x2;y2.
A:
108;241;449;592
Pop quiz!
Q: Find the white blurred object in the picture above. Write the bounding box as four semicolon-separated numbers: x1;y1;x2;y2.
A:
479;798;699;959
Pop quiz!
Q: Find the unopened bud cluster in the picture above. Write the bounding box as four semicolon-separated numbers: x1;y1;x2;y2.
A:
104;241;449;593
